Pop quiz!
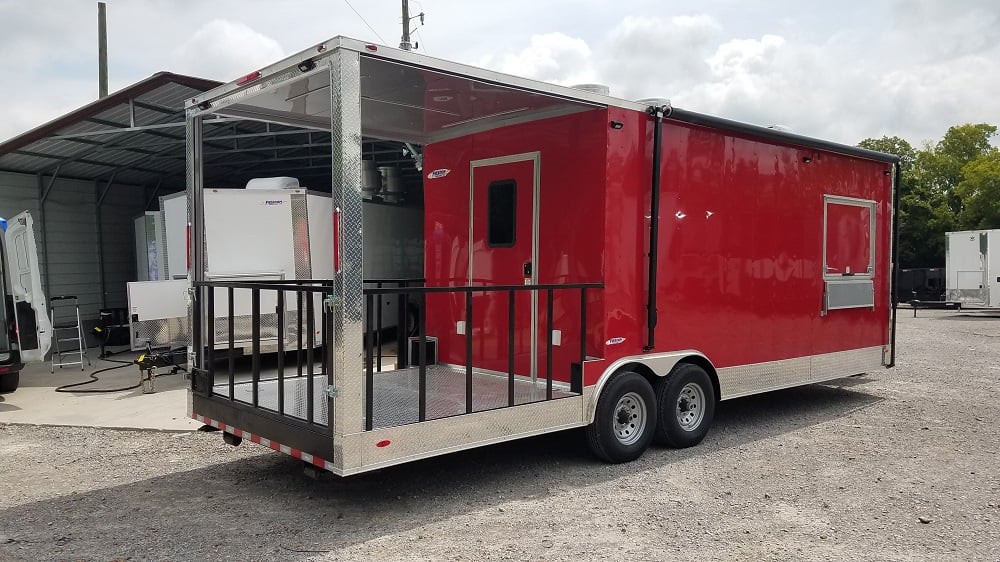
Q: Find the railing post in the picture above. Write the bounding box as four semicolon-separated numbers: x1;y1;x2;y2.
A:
508;289;515;407
277;289;285;415
227;286;235;400
365;292;375;430
306;289;315;424
251;287;260;408
206;285;215;382
296;291;304;379
465;290;473;414
418;291;427;422
398;280;409;368
376;282;383;373
546;288;554;401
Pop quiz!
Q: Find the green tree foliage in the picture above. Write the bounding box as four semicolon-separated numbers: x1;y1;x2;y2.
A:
859;124;999;267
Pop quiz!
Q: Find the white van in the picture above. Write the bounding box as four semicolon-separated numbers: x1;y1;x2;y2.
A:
0;212;51;392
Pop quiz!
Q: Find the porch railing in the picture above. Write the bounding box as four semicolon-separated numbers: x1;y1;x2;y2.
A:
190;279;602;433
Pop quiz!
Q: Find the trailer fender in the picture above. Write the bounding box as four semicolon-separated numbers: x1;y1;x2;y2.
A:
585;351;717;424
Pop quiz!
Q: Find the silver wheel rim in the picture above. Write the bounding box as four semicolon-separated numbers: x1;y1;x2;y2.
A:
613;392;647;446
676;382;706;431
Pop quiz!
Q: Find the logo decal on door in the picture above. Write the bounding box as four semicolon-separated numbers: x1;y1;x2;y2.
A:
427;168;450;179
606;337;626;345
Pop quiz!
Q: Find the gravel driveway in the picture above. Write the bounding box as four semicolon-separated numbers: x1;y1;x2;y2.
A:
0;309;997;561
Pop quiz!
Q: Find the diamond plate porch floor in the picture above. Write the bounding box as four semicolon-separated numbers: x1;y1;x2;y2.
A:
211;365;575;428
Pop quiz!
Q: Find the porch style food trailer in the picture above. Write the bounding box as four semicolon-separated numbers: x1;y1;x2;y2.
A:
185;37;899;476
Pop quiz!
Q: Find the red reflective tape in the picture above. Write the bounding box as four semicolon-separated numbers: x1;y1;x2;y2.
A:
333;207;341;272
190;414;334;470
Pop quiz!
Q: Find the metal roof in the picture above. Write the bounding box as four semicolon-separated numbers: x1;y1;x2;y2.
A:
0;72;221;188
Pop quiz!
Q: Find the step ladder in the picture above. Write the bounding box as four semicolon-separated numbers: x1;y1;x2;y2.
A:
50;296;90;372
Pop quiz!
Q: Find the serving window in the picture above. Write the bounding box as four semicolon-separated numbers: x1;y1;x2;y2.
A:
822;195;876;312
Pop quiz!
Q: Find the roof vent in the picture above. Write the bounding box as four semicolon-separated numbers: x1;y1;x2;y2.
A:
637;97;671;108
572;83;611;96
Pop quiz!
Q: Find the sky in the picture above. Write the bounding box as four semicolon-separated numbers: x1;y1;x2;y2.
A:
0;0;998;148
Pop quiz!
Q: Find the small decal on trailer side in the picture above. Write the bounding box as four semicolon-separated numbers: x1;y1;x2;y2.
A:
264;200;284;206
606;337;626;345
427;168;450;179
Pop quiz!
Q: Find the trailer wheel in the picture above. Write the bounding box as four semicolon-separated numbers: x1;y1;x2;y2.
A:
0;372;19;393
586;371;656;463
653;363;715;448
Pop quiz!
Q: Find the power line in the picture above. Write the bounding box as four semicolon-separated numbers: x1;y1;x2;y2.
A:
343;0;386;44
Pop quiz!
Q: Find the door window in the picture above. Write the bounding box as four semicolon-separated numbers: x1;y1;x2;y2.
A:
487;180;517;248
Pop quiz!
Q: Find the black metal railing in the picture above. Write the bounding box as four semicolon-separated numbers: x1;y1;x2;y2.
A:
361;282;602;431
191;279;602;433
363;278;425;372
191;279;333;428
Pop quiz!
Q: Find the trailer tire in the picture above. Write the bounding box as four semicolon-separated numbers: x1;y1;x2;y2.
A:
586;371;656;463
653;363;715;448
0;372;19;393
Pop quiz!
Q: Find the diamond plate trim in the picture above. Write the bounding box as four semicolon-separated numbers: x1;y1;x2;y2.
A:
131;317;189;351
329;48;365;469
339;396;586;475
290;193;313;279
718;345;884;400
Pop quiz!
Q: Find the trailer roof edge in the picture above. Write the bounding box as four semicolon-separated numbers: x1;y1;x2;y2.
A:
666;108;901;164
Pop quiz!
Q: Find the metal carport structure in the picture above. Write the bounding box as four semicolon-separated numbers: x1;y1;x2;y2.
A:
0;71;422;333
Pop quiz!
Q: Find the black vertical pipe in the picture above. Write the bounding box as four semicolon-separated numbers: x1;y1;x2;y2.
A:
465;291;473;414
276;290;285;415
545;288;553;401
365;293;375;430
227;287;234;400
645;105;666;352
306;291;315;424
251;288;260;408
507;289;515;406
889;163;901;367
418;292;427;422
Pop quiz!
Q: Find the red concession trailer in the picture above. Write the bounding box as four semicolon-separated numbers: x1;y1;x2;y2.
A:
185;37;900;476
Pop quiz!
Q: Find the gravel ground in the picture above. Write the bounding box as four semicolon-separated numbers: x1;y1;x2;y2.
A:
0;309;998;561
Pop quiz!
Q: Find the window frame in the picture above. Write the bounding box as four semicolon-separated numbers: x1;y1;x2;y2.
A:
822;195;876;281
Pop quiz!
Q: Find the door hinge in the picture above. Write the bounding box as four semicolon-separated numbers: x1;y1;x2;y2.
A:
324;385;339;398
323;296;340;312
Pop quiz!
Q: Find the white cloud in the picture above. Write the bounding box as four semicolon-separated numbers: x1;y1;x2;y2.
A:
0;1;998;148
478;32;596;86
170;19;285;80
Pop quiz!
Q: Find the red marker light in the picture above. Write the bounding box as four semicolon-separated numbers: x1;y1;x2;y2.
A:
365;44;378;52
376;440;391;448
236;71;262;85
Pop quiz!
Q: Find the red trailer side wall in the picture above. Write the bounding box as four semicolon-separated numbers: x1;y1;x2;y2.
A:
422;109;609;381
596;105;892;379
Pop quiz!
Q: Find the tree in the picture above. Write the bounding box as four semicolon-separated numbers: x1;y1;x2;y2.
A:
858;124;999;268
956;151;1000;229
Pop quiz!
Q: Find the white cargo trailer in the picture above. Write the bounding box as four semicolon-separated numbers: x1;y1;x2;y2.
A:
129;186;335;351
946;229;1000;308
129;185;424;351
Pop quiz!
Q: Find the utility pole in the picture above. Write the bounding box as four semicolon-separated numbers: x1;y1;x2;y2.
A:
399;0;424;51
98;2;108;98
400;0;412;50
